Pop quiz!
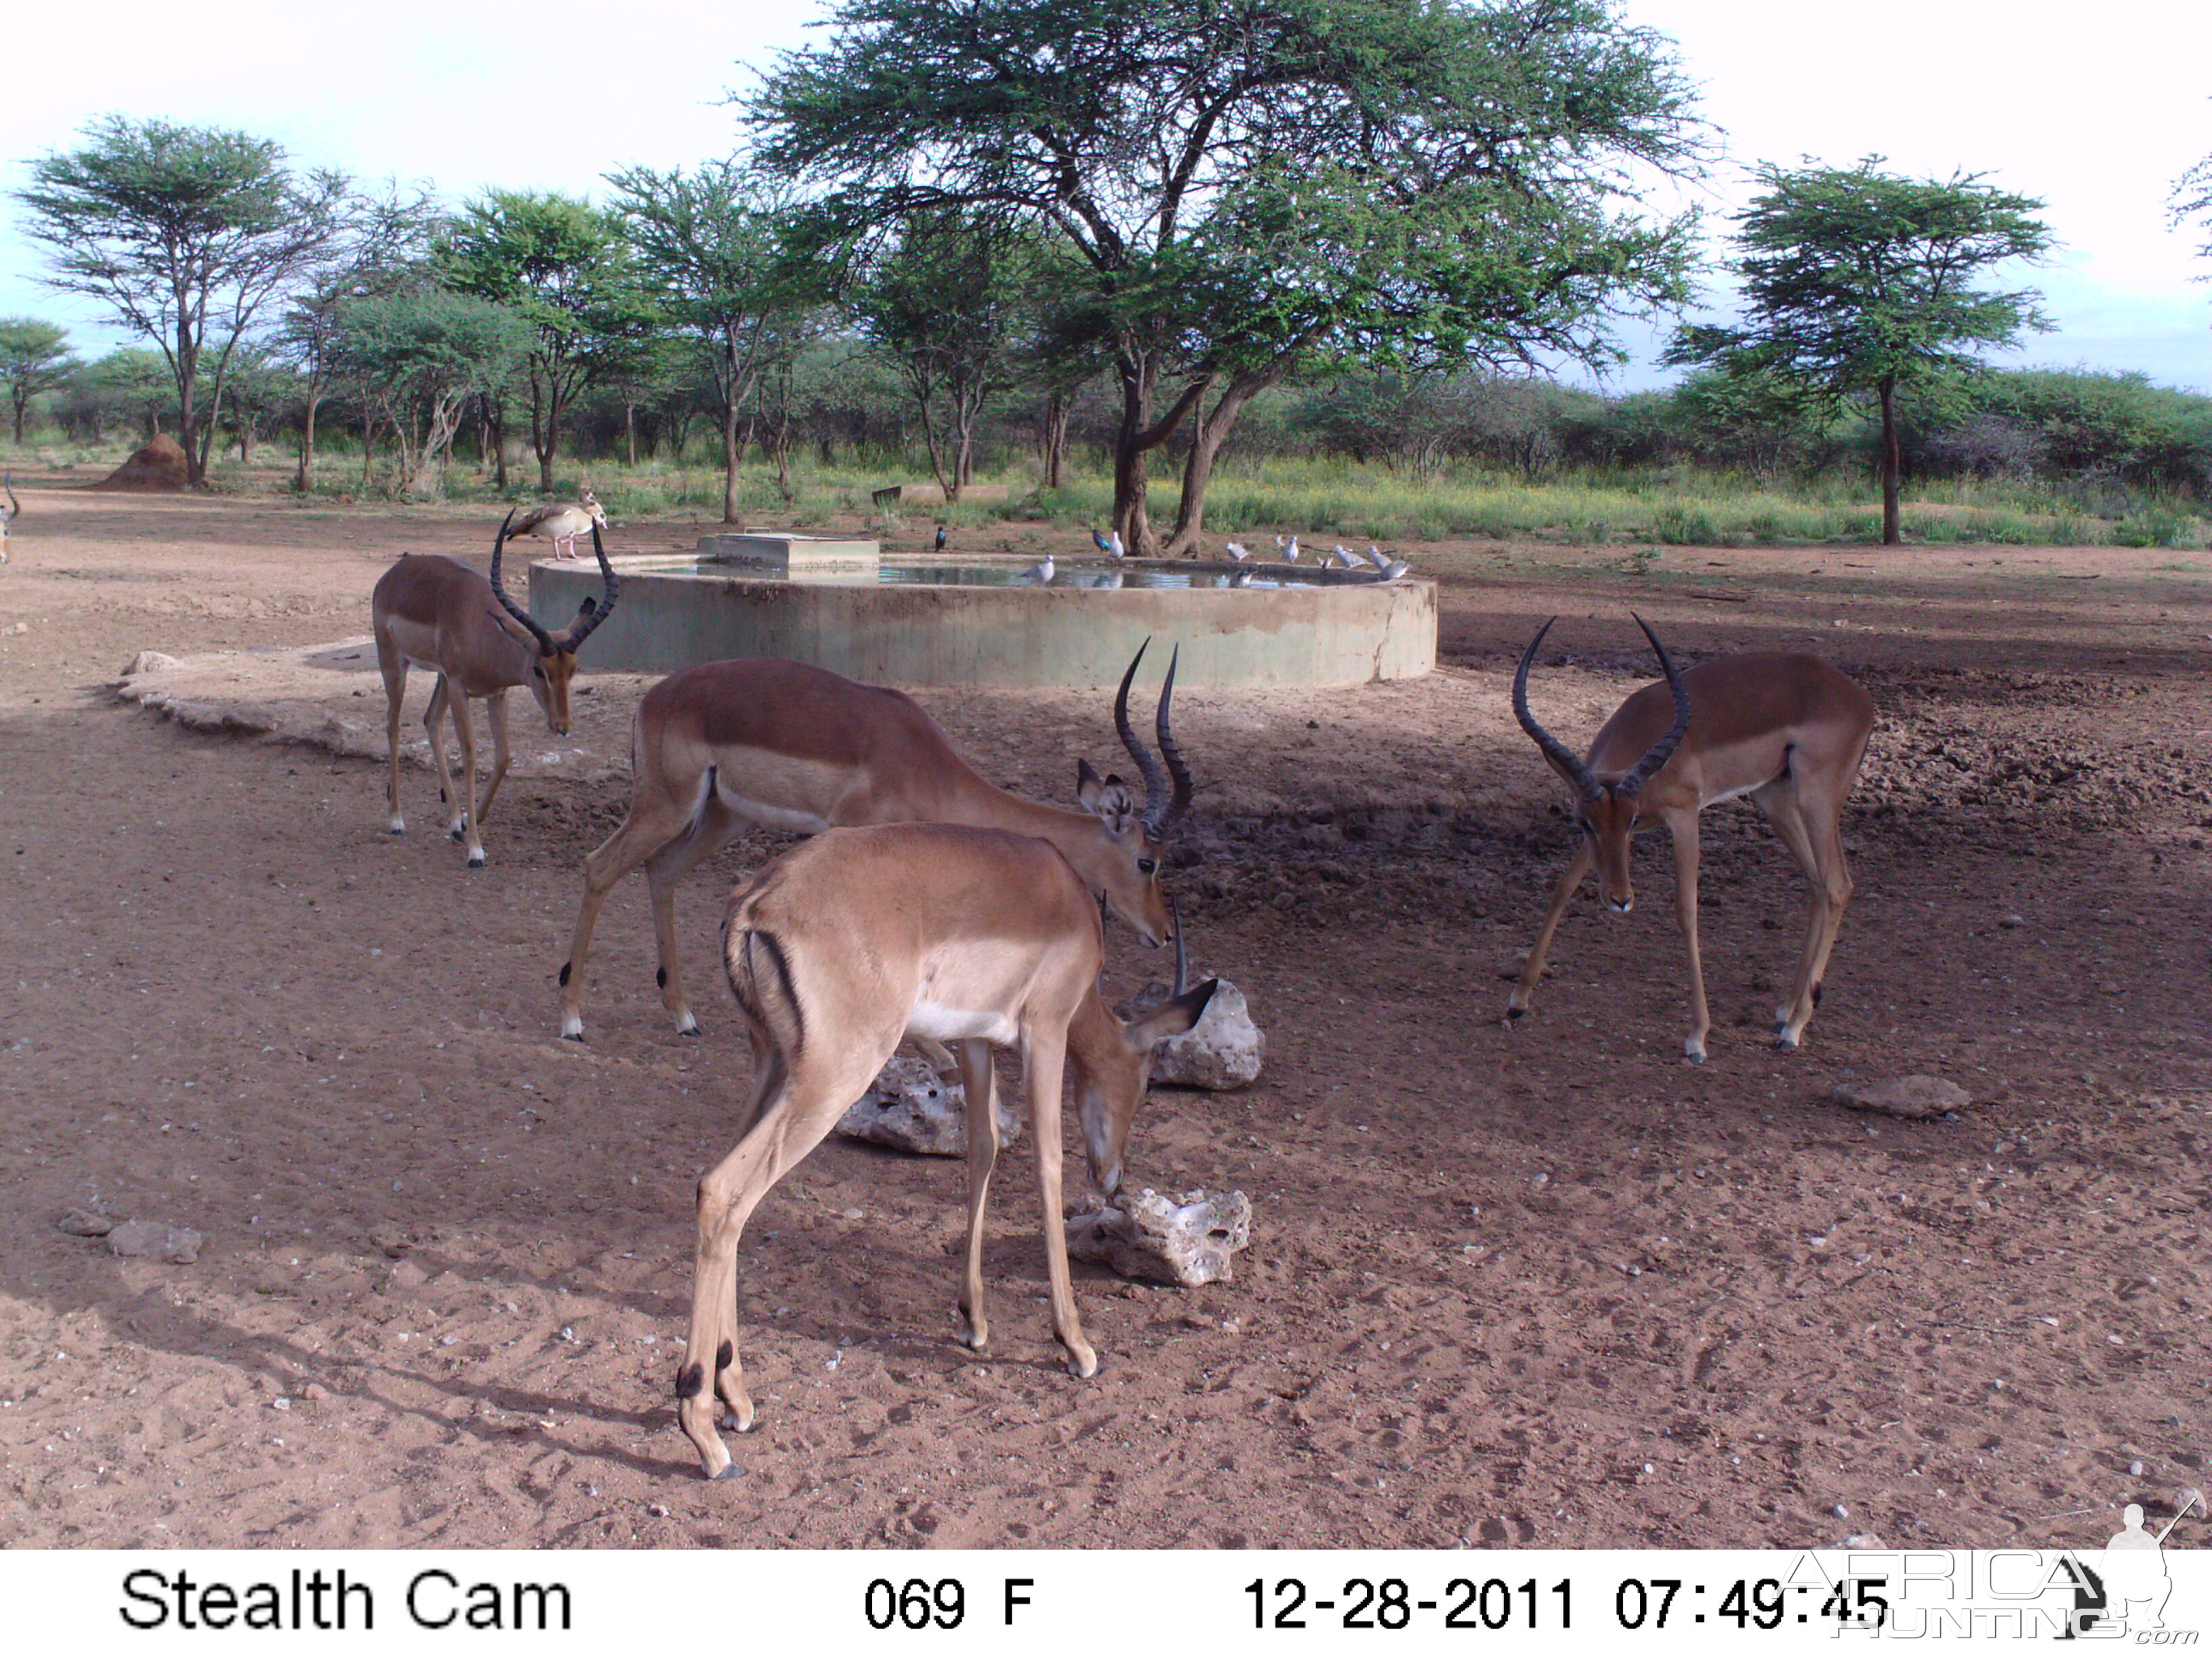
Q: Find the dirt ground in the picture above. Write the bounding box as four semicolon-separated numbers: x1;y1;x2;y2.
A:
1;482;2207;1551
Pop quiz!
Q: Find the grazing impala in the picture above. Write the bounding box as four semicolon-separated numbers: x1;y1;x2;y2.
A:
676;821;1217;1478
1508;614;1875;1061
508;487;607;560
371;511;619;867
556;640;1193;1042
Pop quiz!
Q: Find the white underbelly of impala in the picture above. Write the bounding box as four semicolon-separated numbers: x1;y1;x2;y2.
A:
905;999;1019;1045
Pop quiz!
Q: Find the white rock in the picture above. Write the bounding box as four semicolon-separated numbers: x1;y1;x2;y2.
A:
836;1052;1023;1157
1125;975;1265;1090
106;1219;203;1264
1066;1187;1252;1287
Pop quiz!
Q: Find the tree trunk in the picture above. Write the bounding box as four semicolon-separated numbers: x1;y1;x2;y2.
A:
624;401;637;468
295;384;323;492
361;415;380;489
10;393;25;445
176;313;205;489
721;397;742;525
1164;366;1286;556
1041;390;1072;491
1109;344;1212;554
1878;375;1902;546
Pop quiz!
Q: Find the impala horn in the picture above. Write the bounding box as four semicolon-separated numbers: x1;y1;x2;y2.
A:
1115;639;1193;837
1511;617;1601;801
488;510;556;653
559;522;621;651
1616;613;1692;796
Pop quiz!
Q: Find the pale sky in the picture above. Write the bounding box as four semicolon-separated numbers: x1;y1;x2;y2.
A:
3;0;2209;392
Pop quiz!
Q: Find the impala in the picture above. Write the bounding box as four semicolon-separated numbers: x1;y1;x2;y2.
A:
555;640;1194;1042
1;474;17;563
1508;614;1875;1061
509;488;608;560
371;511;619;867
676;821;1217;1478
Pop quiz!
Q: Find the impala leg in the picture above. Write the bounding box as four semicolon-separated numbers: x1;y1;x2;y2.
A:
1752;781;1828;1046
1783;785;1856;1050
421;674;465;841
1664;808;1711;1062
678;1034;893;1479
642;796;744;1037
558;792;704;1041
377;638;409;834
475;689;512;827
954;1039;1000;1351
1507;842;1594;1022
448;692;487;867
1023;1025;1097;1378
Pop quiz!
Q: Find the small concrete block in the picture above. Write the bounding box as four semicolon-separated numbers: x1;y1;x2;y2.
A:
1066;1187;1252;1287
698;533;880;575
837;1053;1023;1156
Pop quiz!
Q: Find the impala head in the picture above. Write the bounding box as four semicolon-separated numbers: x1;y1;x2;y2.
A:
1;473;18;525
1073;638;1193;949
1078;909;1217;1197
1511;612;1692;914
488;509;620;735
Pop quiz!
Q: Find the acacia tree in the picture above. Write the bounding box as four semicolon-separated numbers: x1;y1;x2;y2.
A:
442;191;654;491
14;117;350;487
756;0;1706;552
276;181;439;491
848;209;1034;501
0;319;81;443
331;288;532;496
605;162;815;521
1666;158;2053;545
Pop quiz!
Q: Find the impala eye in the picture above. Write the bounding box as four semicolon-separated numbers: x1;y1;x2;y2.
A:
532;665;546;680
1137;858;1157;875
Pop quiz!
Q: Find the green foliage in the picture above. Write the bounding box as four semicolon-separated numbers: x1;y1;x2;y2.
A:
0;316;82;442
1666;156;2053;542
441;190;659;487
13;115;352;483
756;0;1712;544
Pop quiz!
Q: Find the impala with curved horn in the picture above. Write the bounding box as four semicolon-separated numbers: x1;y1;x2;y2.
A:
555;638;1195;1042
369;510;619;867
676;822;1216;1478
1508;613;1875;1061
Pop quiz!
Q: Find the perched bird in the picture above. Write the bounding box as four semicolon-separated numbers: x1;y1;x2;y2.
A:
1366;545;1391;571
1223;541;1251;561
1329;544;1359;569
1090;527;1113;553
510;488;609;560
934;524;947;552
1109;529;1127;558
1378;557;1411;579
1277;534;1300;564
1019;554;1055;585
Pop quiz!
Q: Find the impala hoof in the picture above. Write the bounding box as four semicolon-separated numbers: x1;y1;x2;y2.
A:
710;1463;743;1481
1774;1031;1801;1052
1683;1039;1706;1063
466;853;486;869
675;1015;701;1038
386;818;405;835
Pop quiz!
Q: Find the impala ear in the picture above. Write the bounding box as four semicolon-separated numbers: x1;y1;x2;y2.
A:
1127;979;1218;1049
1079;764;1140;834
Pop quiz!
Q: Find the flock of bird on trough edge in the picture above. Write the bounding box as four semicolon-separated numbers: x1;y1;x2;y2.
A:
0;468;1876;1478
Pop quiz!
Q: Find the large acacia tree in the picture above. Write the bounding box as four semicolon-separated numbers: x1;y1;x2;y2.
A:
755;0;1708;552
442;192;655;491
14;117;350;487
1666;158;2053;545
605;162;817;521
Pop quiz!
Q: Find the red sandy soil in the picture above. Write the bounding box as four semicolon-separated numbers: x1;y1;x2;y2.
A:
0;483;2207;1550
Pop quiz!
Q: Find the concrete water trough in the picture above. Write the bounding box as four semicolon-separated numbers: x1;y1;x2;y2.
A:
529;534;1435;689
